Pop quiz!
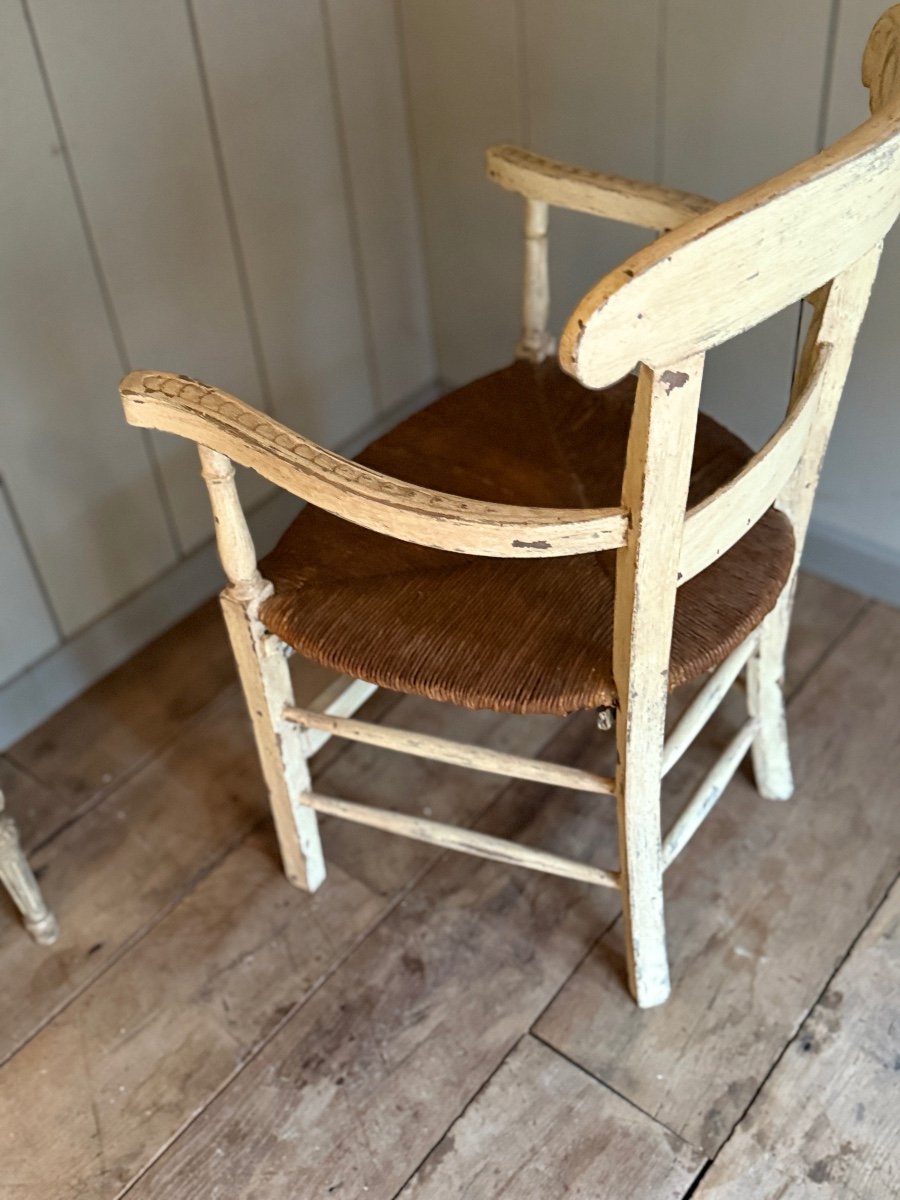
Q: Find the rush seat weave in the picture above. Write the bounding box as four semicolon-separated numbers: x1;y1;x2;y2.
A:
259;359;794;716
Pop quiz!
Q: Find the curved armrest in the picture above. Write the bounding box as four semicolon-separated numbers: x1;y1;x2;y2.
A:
486;145;716;231
121;372;628;559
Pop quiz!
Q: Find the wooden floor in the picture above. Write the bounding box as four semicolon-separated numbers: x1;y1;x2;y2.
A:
1;572;898;1199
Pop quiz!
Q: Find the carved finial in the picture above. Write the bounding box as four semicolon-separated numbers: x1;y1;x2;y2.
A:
862;5;900;115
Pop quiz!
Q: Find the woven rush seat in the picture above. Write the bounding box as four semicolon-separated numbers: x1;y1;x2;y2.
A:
259;359;795;716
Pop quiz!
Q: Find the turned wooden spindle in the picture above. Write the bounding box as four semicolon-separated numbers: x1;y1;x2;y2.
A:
198;445;268;606
516;198;556;363
0;790;58;945
197;443;326;893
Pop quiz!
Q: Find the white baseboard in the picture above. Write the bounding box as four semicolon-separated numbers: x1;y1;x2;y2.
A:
0;379;442;750
802;517;900;608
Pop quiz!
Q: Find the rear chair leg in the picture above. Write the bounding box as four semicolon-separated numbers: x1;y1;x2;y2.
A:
615;694;671;1009
747;598;794;801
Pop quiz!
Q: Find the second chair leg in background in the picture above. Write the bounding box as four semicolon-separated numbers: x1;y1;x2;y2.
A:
0;791;58;945
747;599;795;802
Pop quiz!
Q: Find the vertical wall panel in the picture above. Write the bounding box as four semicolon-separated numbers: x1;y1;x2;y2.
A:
0;2;177;635
192;0;378;449
522;0;661;337
399;0;523;385
662;0;832;450
324;0;436;407
28;0;272;554
811;0;900;554
0;485;59;686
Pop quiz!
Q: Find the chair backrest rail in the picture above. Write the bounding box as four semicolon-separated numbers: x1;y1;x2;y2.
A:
678;344;830;585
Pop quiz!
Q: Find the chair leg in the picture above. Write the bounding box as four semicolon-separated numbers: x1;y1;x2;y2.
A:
747;599;795;802
0;792;58;945
220;593;326;893
615;695;671;1009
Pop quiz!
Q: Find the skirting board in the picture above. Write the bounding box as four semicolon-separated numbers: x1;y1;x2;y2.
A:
802;517;900;608
0;379;442;750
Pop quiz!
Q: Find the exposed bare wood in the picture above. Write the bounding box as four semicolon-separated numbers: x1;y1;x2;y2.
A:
536;601;900;1156
123;375;628;559
285;706;613;794
119;710;627;1200
662;633;759;776
562;111;900;387
0;688;561;1199
397;1037;704;1198
863;4;900;114
662;719;757;869
612;355;704;1007
486;144;716;229
302;792;620;889
6;597;236;841
0;564;885;1197
0;688;264;1065
692;877;900;1198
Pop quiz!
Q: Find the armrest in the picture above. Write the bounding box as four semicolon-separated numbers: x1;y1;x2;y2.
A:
121;372;627;559
486;145;717;230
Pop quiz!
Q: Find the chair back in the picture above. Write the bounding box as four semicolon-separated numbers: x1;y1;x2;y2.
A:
557;8;900;590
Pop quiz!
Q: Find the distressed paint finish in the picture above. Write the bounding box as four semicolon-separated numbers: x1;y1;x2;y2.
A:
199;446;325;893
0;789;57;944
123;374;629;558
117;8;900;1012
612;355;704;1005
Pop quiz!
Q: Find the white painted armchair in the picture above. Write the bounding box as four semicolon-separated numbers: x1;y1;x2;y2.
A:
121;8;900;1007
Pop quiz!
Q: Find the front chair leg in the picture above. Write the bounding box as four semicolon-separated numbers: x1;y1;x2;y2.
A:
220;592;326;893
746;599;794;802
198;446;325;893
0;794;58;945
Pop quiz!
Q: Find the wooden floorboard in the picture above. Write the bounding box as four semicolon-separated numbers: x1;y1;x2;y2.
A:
535;600;900;1157
693;874;900;1199
6;600;236;844
781;573;868;691
0;688;266;1067
0;572;886;1200
396;1036;705;1199
0;699;562;1199
0;754;57;859
112;709;630;1200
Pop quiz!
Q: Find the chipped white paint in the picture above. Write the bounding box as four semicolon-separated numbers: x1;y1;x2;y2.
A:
284;706;615;795
198;446;325;892
0;790;57;944
119;8;900;1009
300;792;620;890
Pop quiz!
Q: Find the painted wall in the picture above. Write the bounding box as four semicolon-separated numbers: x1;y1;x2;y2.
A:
398;0;900;596
0;0;435;746
2;1;897;746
